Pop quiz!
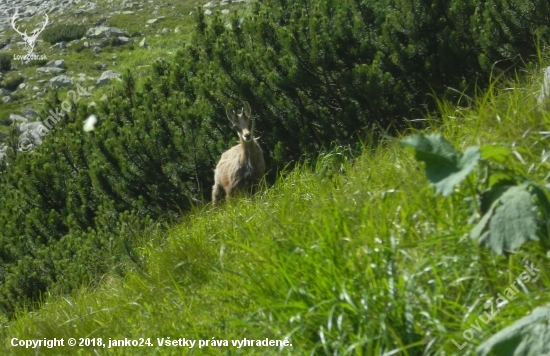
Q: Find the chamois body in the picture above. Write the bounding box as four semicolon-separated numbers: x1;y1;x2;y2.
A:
212;102;265;205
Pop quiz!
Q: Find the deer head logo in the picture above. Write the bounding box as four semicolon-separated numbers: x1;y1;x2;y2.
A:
11;12;49;55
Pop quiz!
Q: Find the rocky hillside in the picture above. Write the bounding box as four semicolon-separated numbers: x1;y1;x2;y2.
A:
0;0;249;162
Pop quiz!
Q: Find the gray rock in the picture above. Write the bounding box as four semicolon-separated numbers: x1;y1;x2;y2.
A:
139;37;148;48
92;46;102;54
49;75;73;88
0;88;11;96
96;70;121;86
18;128;46;150
16;121;48;136
50;41;66;49
2;96;13;103
117;36;131;44
86;26;128;39
204;9;212;15
161;28;169;34
10;113;28;123
204;1;217;8
21;108;39;119
221;9;230;14
147;16;165;25
45;59;66;68
37;67;66;74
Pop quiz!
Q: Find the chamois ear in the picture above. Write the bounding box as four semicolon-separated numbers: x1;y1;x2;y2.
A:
226;108;238;124
243;101;251;118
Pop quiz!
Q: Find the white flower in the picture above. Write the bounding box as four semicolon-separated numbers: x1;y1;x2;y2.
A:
83;114;98;132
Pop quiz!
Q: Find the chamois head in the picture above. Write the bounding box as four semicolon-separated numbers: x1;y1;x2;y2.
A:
226;101;254;142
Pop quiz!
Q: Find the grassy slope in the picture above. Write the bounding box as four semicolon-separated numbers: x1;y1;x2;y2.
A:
2;63;550;354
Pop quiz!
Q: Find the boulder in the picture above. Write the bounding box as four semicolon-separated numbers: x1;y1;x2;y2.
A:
16;121;50;150
117;36;132;45
86;26;128;39
96;70;121;86
21;108;39;119
45;59;66;68
146;17;165;25
37;67;66;74
10;113;28;123
49;75;73;88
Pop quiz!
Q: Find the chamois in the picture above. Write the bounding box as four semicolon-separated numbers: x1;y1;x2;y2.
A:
212;102;265;205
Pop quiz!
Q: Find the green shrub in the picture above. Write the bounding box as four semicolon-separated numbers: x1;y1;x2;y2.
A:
0;73;23;91
41;24;86;44
0;53;11;72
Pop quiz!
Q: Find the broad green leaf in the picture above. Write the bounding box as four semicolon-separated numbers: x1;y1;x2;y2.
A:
401;134;480;196
481;145;513;163
471;183;545;254
479;183;515;214
488;172;516;189
477;303;550;356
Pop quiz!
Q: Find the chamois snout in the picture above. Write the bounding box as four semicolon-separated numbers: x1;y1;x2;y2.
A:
242;130;251;141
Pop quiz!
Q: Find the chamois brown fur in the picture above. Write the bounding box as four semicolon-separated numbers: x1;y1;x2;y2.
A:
212;102;265;205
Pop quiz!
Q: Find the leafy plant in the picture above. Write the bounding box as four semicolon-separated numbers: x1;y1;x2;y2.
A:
477;303;550;356
402;134;550;254
401;134;480;196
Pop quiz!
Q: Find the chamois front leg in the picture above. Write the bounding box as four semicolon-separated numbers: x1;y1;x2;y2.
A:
212;183;226;206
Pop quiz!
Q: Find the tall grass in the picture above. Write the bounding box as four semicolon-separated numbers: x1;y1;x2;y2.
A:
2;63;550;355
